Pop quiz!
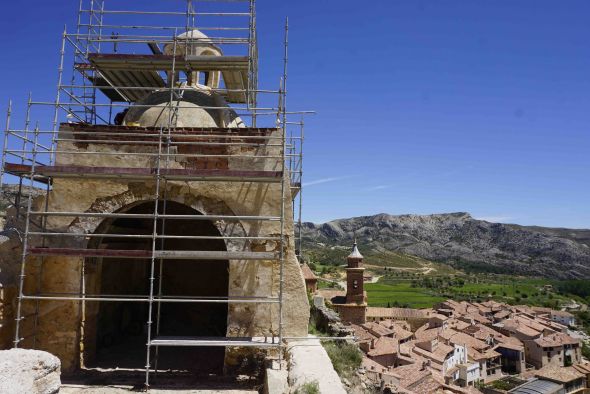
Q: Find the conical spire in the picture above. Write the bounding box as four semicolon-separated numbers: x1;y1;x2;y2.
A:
347;237;363;259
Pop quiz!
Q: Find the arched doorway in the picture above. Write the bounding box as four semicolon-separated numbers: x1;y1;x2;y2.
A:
83;200;229;374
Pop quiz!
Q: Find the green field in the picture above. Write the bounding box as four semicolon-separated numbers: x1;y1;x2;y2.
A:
365;282;446;308
364;274;579;309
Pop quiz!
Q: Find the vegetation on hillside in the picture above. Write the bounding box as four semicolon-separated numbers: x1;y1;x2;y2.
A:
305;243;585;309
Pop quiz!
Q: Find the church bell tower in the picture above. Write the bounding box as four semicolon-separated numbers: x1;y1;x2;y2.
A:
335;239;367;324
346;239;367;304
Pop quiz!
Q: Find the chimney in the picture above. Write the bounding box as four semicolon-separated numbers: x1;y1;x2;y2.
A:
371;338;375;349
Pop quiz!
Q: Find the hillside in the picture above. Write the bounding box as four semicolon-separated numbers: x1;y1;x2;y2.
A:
300;212;590;280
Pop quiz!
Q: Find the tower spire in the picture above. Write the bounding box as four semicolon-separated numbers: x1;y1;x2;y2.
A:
348;237;363;259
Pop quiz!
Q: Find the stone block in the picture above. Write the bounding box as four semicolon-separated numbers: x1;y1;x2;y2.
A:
0;348;61;394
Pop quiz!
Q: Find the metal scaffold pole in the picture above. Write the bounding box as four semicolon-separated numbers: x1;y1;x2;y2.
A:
13;123;40;348
0;100;12;190
1;0;316;383
144;27;179;390
277;16;289;367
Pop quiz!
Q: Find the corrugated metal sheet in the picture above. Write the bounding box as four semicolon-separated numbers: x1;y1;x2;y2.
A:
510;378;563;394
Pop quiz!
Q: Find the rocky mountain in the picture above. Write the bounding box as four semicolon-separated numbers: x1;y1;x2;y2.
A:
300;213;590;280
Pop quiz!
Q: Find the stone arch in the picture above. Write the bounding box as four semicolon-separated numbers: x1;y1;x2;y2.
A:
76;188;249;373
69;186;249;253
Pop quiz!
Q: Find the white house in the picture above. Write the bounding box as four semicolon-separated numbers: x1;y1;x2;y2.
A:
551;310;576;326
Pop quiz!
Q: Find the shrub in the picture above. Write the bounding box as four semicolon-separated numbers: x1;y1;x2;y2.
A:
295;381;320;394
323;342;362;375
491;379;513;391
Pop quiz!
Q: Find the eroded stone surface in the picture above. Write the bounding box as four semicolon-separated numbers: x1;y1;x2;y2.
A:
287;338;346;394
0;348;61;394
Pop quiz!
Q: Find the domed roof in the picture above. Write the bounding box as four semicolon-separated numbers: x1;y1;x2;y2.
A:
347;239;363;259
123;86;244;128
176;29;212;43
164;29;222;56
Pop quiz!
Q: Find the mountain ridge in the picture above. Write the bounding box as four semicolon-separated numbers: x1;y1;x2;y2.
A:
300;212;590;279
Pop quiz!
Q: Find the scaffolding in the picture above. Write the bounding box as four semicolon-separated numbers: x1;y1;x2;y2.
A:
1;0;309;387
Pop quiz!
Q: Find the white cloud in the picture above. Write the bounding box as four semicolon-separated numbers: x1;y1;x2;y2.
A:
302;176;352;187
367;184;391;191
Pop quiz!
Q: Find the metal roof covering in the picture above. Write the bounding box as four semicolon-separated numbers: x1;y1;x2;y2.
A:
509;378;563;394
347;239;363;259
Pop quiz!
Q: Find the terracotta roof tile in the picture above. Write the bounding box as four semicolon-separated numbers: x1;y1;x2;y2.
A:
366;307;427;319
362;322;395;338
535;365;584;383
534;332;579;347
368;336;398;357
300;263;317;280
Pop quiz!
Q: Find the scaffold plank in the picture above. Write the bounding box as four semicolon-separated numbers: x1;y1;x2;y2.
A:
20;294;280;304
149;336;280;348
60;122;278;136
86;54;249;72
81;54;249;103
27;247;278;260
4;163;282;182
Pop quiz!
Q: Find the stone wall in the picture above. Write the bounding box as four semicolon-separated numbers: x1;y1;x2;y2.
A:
334;304;366;325
0;125;310;372
311;297;353;337
0;229;22;349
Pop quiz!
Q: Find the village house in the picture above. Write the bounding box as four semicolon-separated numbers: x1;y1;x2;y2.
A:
361;357;400;389
535;365;587;394
316;249;587;394
366;336;398;368
439;329;502;383
572;363;590;392
551;310;577;327
301;263;318;293
525;332;582;369
460;323;527;374
365;307;429;330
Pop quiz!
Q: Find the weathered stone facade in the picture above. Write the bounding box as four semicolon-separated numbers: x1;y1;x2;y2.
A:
0;120;310;372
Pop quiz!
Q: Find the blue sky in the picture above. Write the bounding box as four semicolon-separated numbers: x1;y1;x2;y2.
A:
0;1;588;228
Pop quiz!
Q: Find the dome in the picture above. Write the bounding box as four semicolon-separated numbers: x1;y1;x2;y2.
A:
163;29;222;57
123;86;245;128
